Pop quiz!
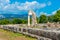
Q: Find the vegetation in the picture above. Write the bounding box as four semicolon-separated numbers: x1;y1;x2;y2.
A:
38;10;60;23
0;18;28;25
0;29;36;40
52;10;60;22
12;18;27;24
0;10;60;24
39;14;48;23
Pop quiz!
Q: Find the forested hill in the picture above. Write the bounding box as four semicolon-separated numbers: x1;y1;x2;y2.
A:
0;14;28;20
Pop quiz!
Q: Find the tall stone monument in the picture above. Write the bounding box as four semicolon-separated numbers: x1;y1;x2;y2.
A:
28;10;37;27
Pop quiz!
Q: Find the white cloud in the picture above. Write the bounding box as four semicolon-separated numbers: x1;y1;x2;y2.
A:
39;12;52;16
39;12;47;15
0;0;52;14
0;0;10;5
17;1;46;10
40;3;46;8
0;1;48;13
0;0;10;11
51;8;60;15
5;0;10;3
52;11;56;15
39;8;60;16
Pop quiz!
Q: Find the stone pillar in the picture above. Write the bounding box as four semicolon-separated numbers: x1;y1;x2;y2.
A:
28;15;30;27
32;10;37;27
28;10;32;27
28;10;37;27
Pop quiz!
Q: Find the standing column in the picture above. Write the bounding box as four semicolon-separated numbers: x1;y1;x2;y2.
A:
28;15;30;27
32;11;37;27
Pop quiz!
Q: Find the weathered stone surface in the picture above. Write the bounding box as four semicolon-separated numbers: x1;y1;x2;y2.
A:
19;28;21;31
27;28;60;40
1;25;60;40
38;37;52;40
28;10;37;27
23;28;27;32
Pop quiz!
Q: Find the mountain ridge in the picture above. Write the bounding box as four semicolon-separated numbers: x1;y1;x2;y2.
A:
0;14;28;20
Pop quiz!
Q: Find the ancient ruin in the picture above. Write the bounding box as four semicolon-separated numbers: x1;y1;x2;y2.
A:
28;10;37;27
0;10;60;40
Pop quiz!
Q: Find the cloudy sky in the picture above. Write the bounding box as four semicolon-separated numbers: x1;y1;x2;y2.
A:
0;0;60;17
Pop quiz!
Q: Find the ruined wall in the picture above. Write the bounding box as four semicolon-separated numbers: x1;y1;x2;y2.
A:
0;25;60;40
1;23;60;28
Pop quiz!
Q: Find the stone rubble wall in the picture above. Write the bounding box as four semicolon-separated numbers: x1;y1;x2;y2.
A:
1;23;60;28
0;25;60;40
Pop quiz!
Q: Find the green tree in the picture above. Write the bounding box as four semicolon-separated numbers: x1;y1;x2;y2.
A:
12;18;23;24
48;15;54;22
53;10;60;22
39;14;48;23
0;19;10;25
22;20;27;24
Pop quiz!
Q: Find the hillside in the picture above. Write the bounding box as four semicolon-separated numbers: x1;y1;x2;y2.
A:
0;14;28;20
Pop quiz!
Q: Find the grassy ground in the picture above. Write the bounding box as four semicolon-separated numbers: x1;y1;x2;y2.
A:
0;29;37;40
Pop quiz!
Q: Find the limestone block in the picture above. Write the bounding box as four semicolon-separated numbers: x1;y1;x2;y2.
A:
38;37;52;40
23;28;27;32
13;27;17;32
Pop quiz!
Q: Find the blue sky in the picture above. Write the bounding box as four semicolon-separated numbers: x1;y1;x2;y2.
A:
0;0;60;17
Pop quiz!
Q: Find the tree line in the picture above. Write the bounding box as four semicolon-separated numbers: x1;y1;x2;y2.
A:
0;18;27;25
38;10;60;23
0;10;60;25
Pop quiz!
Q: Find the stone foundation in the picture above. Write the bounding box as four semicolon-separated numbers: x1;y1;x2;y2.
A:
0;25;60;40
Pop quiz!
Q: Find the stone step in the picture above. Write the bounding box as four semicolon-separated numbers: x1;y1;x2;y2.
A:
22;32;52;40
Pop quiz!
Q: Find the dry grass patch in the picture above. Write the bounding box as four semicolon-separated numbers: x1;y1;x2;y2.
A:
0;29;37;40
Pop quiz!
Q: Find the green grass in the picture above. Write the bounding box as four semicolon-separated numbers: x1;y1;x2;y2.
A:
0;29;37;40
